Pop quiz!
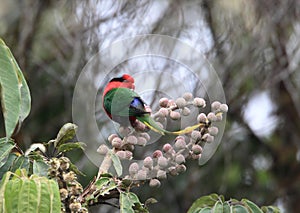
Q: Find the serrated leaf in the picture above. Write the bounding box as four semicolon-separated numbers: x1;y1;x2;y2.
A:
57;142;85;153
187;193;221;213
32;160;49;176
109;151;122;176
54;123;78;147
0;139;15;166
0;39;30;140
243;199;263;213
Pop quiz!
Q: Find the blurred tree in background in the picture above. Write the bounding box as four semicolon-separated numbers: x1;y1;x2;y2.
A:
1;0;300;212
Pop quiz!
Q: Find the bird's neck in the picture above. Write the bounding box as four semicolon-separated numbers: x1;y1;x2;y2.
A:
103;82;134;98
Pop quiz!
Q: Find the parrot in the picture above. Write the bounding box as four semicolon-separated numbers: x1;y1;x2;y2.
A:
102;74;202;135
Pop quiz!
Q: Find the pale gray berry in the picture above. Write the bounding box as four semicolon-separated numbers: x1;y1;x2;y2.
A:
137;170;147;180
183;92;193;101
159;98;169;107
153;150;163;158
126;135;137;145
170;111;181;120
197;113;207;123
129;162;139;175
207;112;217;122
111;137;122;149
176;164;186;173
211;101;221;111
220;104;228;112
108;134;118;143
192;145;203;155
174;139;186;150
162;143;173;153
208;126;219;136
182;107;191;116
143;157;153;169
193;98;206;107
97;144;109;155
159;108;169;117
175;97;187;108
149;179;161;188
191;131;201;141
157;170;167;180
175;154;185;164
137;137;147;146
158;156;168;168
116;151;127;159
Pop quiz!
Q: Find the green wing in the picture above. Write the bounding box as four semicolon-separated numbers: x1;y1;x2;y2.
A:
103;88;146;117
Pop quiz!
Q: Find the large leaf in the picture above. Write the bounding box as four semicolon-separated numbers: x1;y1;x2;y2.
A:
0;170;61;213
0;39;31;140
0;138;15;166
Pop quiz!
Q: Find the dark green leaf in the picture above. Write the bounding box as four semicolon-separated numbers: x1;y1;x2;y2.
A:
0;139;15;166
10;155;30;172
32;160;49;176
0;153;18;178
69;161;85;176
57;142;85;153
54;123;78;147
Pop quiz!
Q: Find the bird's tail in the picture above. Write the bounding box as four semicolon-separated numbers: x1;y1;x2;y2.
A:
137;115;203;135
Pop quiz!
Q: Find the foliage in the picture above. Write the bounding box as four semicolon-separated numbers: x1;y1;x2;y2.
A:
0;7;283;211
187;194;280;213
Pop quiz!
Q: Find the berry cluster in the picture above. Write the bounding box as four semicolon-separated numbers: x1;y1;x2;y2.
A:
48;157;87;212
98;93;228;188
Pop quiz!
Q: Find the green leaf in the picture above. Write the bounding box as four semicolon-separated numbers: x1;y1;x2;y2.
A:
69;161;85;176
0;153;18;178
10;155;30;172
187;193;221;213
54;123;78;147
0;138;15;166
243;199;263;213
119;191;148;213
110;151;122;176
212;200;224;212
17;64;31;122
231;205;249;213
0;39;31;140
32;160;49;176
0;172;61;213
57;142;85;153
261;206;281;213
223;202;231;213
